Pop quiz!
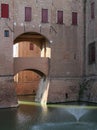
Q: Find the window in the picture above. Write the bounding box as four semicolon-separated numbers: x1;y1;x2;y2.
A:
42;9;48;23
57;10;63;24
88;42;95;64
72;12;77;25
91;2;95;19
25;7;32;21
4;30;9;37
1;4;9;18
29;43;34;50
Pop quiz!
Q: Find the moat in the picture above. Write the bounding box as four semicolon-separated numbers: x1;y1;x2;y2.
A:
0;96;97;130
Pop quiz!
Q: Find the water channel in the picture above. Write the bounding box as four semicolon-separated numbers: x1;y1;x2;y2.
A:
0;96;97;130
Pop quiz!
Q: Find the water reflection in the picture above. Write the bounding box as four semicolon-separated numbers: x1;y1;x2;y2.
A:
32;123;97;130
0;98;97;130
80;109;97;122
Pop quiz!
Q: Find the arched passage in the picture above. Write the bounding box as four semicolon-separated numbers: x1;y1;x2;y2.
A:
13;32;51;58
14;69;46;97
13;32;50;102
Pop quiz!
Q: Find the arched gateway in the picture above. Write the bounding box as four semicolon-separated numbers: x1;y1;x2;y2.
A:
13;32;50;105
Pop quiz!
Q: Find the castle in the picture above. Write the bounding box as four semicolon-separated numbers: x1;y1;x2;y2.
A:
0;0;97;108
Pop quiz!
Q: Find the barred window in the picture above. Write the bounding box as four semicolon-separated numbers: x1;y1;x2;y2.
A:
4;30;9;37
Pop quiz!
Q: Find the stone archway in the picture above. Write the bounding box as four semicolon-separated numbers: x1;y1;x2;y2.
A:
14;32;51;58
13;32;50;104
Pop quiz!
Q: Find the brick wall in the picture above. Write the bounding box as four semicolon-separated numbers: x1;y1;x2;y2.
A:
0;0;87;106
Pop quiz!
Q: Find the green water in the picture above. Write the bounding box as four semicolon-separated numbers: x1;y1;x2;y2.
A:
0;96;97;130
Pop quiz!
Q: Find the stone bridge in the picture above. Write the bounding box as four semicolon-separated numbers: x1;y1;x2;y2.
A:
14;57;50;76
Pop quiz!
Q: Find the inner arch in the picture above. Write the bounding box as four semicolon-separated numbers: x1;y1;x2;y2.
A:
13;32;51;58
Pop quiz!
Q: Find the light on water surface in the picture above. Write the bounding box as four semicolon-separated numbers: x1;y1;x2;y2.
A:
18;100;97;130
19;100;97;109
0;98;97;130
